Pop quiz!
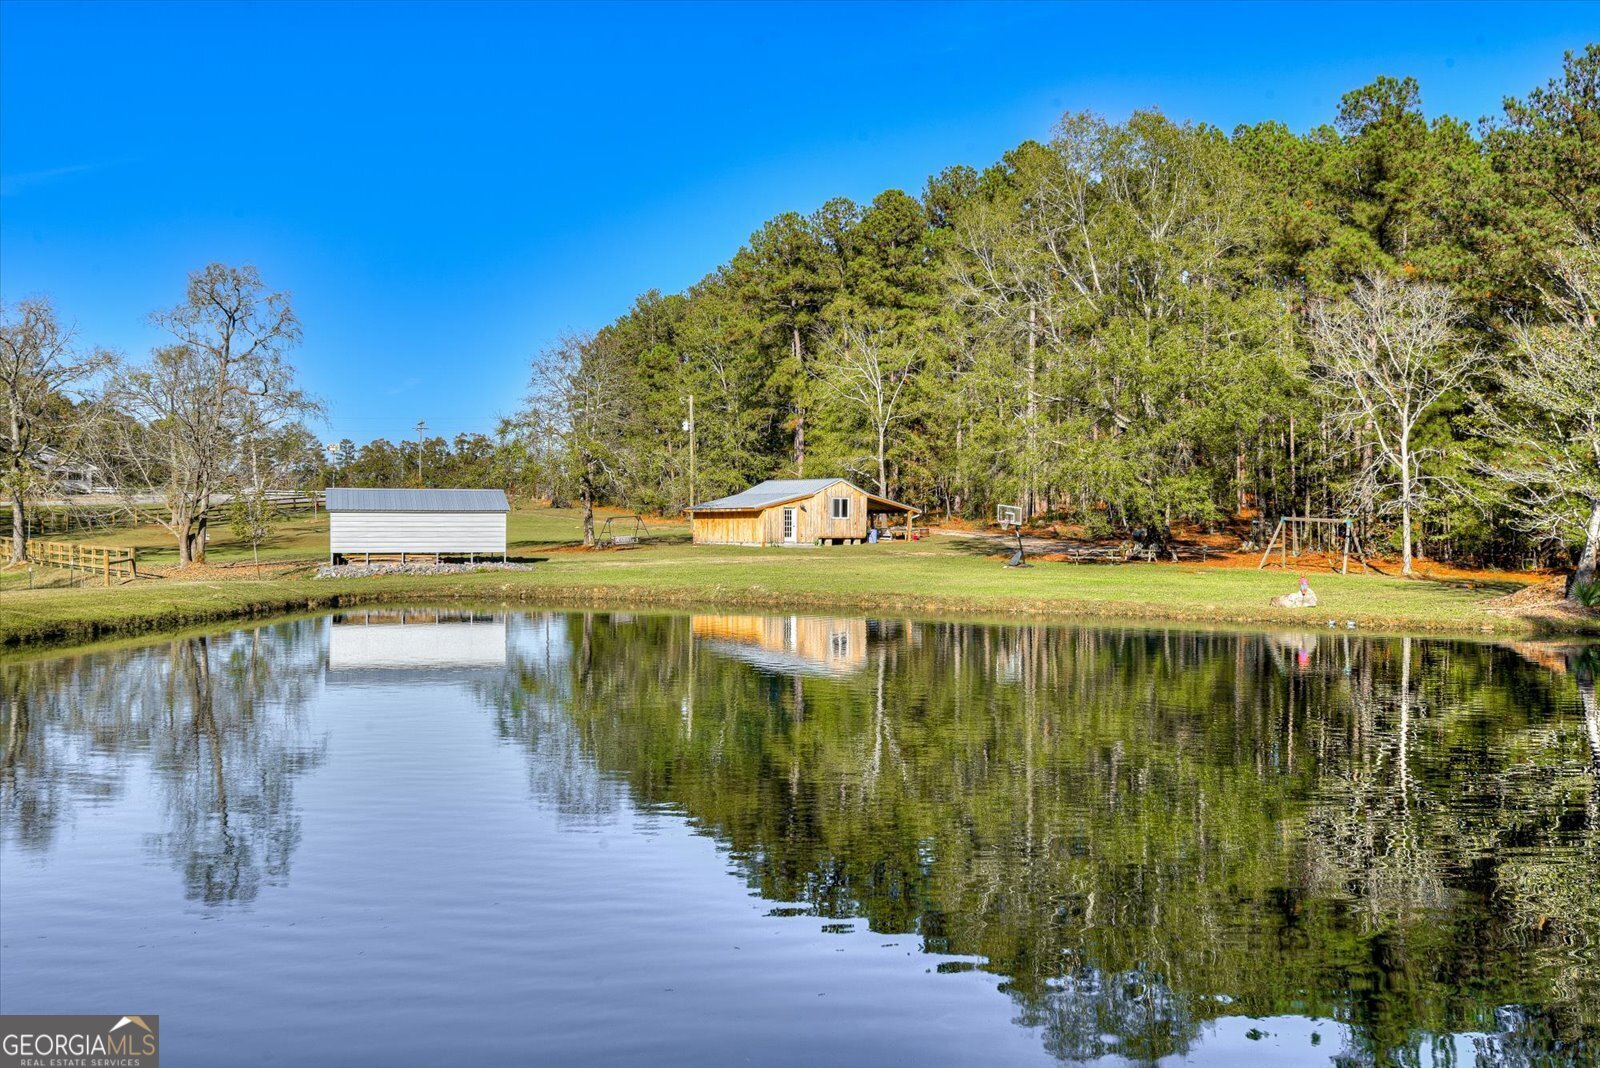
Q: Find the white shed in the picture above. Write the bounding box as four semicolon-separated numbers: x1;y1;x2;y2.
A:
325;488;510;563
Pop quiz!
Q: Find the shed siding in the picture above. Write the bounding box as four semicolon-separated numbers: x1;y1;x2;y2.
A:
809;485;868;542
692;510;765;546
756;485;868;544
331;512;507;554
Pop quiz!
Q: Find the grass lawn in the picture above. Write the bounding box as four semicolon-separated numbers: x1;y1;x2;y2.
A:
3;503;1592;650
3;503;690;570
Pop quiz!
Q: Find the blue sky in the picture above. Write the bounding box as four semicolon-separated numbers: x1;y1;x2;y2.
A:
2;1;1594;444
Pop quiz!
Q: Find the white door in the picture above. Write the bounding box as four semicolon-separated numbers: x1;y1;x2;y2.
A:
782;507;797;543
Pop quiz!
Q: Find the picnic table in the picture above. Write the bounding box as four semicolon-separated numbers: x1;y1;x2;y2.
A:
1057;540;1212;565
1063;544;1155;564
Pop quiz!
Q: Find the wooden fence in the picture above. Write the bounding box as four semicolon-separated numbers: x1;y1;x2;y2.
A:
0;505;166;539
0;492;322;539
204;491;322;520
1;536;139;585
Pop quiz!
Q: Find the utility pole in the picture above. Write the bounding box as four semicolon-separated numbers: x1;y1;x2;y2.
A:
682;394;695;508
325;441;347;487
414;419;427;486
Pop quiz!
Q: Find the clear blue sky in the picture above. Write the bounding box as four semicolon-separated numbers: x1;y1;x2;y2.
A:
2;1;1594;444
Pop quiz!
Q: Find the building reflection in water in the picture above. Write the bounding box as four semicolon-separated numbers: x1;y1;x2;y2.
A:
691;613;869;676
327;609;508;674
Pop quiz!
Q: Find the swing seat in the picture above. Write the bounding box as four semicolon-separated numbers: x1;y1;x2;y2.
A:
597;515;649;550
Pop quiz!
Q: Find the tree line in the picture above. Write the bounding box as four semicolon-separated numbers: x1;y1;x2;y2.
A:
518;48;1599;591
3;47;1596;588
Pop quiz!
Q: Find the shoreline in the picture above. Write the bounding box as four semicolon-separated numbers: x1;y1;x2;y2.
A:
4;561;1596;652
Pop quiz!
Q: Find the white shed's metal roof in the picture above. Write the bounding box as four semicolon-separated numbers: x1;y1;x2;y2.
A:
324;488;510;513
688;478;919;515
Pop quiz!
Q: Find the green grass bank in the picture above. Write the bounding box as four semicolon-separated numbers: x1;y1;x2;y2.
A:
4;530;1592;651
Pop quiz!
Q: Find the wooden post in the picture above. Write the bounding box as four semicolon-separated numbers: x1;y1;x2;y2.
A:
1256;518;1284;570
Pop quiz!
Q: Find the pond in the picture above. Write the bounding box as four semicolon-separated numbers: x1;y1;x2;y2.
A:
2;610;1596;1066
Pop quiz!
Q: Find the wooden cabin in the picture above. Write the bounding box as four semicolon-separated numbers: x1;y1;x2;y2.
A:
686;478;919;546
325;488;509;563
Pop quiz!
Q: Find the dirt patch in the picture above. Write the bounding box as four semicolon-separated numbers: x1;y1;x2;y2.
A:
939;527;1558;585
139;559;317;582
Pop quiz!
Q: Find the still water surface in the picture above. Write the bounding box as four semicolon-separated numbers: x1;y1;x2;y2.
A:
2;610;1597;1066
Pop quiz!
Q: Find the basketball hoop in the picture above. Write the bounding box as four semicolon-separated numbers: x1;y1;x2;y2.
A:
997;505;1030;568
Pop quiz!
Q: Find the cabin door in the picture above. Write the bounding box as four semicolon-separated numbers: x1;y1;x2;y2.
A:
781;507;798;543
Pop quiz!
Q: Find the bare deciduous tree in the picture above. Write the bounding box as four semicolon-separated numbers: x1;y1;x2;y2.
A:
812;321;919;496
1480;235;1600;599
0;298;114;563
1309;273;1483;576
94;265;317;566
523;332;635;547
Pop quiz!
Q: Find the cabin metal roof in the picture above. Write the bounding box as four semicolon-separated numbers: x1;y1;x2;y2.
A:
324;488;511;513
688;478;918;515
689;479;839;511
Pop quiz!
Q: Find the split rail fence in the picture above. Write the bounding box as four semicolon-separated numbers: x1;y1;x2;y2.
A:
1;536;139;585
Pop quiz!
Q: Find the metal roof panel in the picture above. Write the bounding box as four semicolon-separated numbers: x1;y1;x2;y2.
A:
324;488;511;512
688;478;919;515
687;479;843;511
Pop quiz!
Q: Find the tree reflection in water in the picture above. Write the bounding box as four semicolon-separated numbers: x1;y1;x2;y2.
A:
2;623;326;905
4;613;1595;1064
483;614;1598;1065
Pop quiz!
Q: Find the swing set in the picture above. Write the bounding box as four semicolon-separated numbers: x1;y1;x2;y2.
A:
1256;516;1372;575
597;515;650;550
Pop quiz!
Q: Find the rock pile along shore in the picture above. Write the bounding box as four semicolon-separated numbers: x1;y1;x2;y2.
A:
314;561;537;580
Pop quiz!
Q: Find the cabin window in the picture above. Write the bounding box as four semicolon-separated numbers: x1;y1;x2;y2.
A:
830;497;851;520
